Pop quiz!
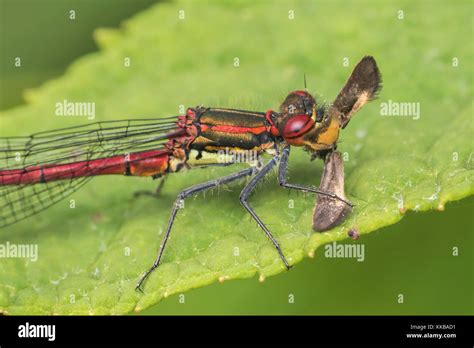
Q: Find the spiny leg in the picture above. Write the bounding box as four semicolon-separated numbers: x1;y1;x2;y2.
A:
135;163;238;199
239;156;291;270
278;146;353;207
136;166;256;291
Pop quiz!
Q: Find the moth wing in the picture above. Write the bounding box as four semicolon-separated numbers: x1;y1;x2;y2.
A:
330;56;382;129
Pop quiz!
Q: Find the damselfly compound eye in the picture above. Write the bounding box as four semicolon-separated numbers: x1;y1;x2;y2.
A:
282;114;315;143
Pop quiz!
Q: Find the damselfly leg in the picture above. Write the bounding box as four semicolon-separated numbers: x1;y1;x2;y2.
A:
278;146;354;208
136;166;256;291
136;149;356;290
239;155;292;270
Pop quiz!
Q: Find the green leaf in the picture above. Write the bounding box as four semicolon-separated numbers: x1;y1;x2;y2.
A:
0;0;472;314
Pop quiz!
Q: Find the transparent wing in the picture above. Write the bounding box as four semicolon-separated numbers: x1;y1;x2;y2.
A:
0;177;93;227
0;117;180;169
0;117;181;228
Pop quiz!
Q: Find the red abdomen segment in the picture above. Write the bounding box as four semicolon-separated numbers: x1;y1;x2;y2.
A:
0;149;171;185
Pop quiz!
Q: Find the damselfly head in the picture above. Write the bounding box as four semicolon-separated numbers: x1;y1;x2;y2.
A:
279;90;316;117
278;90;340;152
278;56;382;155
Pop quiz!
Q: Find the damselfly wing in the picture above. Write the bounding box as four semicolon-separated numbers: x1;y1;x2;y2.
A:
0;117;182;227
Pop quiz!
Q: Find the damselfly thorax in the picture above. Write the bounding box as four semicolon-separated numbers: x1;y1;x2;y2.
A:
168;107;278;172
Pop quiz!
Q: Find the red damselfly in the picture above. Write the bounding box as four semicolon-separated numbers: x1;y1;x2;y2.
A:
0;56;381;290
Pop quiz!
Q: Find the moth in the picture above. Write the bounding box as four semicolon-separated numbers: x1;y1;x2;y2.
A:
312;56;382;231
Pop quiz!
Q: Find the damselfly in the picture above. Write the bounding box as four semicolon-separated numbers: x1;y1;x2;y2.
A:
0;56;381;290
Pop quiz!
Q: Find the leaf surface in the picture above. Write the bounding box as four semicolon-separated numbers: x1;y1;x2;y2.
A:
0;0;472;314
